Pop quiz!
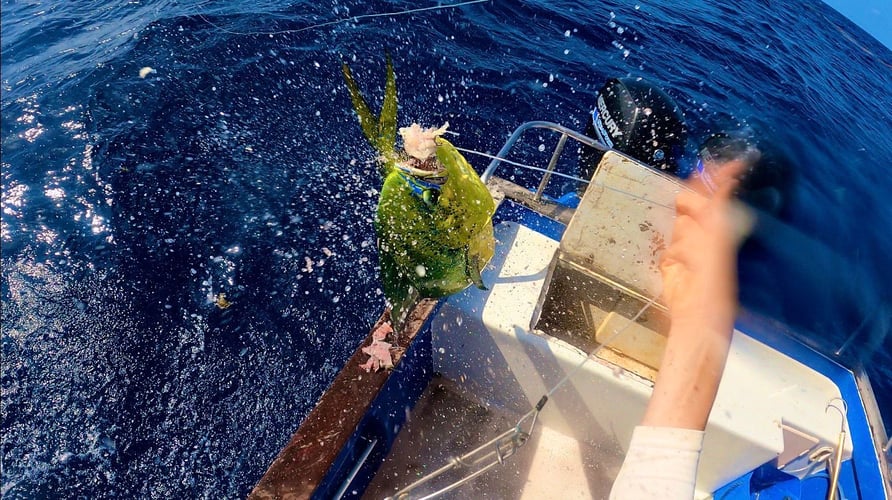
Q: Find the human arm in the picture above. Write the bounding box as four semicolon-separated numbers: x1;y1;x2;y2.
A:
610;163;750;499
643;161;748;429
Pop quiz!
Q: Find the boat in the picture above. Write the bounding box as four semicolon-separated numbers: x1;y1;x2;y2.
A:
249;121;892;499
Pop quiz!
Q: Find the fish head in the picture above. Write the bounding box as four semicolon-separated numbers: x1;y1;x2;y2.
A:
395;160;448;208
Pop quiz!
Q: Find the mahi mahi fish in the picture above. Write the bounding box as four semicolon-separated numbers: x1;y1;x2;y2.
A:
342;55;495;327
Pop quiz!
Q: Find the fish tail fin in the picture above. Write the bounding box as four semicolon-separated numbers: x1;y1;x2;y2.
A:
342;53;398;175
341;62;378;149
379;53;398;157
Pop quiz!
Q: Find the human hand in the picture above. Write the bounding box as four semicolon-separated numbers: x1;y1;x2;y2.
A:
659;162;751;338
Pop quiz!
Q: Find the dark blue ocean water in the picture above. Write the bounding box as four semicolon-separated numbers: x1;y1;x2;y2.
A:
2;0;890;497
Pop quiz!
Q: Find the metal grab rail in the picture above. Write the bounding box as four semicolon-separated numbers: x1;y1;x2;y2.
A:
383;421;532;500
479;121;608;192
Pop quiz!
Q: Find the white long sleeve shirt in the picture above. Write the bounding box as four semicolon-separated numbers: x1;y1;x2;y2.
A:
609;426;705;500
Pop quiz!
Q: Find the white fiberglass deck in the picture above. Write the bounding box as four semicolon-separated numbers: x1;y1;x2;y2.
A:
364;376;623;499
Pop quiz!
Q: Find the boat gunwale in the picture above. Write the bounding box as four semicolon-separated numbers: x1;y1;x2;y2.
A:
249;300;439;499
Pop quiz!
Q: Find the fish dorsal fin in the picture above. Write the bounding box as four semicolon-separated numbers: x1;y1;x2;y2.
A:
342;54;398;175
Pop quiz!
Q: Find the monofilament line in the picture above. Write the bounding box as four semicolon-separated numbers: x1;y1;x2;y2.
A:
546;295;657;399
196;0;491;37
456;145;679;209
454;146;590;183
512;296;657;451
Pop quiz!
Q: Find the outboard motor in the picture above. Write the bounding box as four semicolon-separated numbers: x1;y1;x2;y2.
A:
580;77;687;183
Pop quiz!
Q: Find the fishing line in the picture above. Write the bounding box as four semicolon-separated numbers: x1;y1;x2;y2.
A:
513;294;658;434
455;146;679;210
510;295;659;446
548;295;658;398
455;146;579;180
194;0;490;37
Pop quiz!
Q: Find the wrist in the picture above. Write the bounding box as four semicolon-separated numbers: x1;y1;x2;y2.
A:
667;310;736;341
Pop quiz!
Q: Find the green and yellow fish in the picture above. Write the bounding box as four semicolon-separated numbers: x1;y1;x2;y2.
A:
342;55;495;327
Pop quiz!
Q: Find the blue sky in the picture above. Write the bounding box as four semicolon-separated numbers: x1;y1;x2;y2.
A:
822;0;892;49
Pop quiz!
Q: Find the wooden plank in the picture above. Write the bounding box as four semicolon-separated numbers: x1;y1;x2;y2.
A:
250;299;438;500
